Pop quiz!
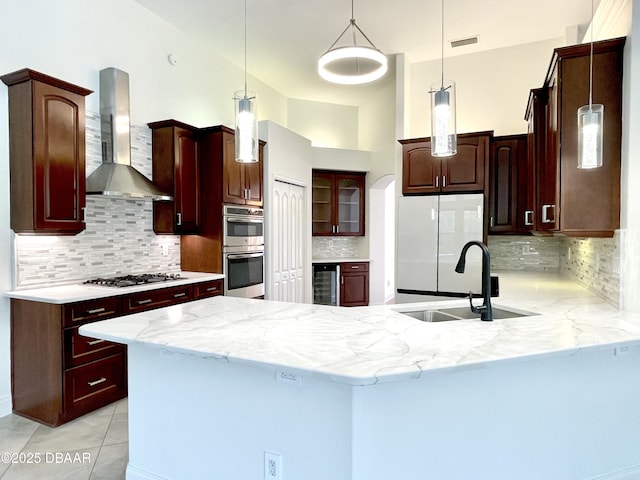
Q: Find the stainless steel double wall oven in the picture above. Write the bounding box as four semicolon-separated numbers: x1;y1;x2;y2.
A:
222;205;265;298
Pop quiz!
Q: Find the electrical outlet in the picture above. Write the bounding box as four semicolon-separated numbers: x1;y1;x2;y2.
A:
276;370;303;386
264;451;281;480
161;244;169;256
615;346;631;356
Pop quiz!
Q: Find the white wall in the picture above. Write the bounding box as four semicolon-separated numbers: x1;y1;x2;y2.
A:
259;120;314;304
408;38;563;139
621;0;640;312
287;98;359;149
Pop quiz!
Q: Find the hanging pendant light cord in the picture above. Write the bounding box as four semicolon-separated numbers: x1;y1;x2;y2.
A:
588;0;594;109
441;0;445;88
244;0;248;97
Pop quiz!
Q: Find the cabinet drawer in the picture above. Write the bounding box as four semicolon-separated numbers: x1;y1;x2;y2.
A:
340;262;369;272
64;353;125;414
194;279;223;299
64;326;123;368
63;297;121;327
123;285;193;314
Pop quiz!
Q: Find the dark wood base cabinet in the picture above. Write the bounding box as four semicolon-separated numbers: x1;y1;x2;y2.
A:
340;262;369;307
10;279;223;427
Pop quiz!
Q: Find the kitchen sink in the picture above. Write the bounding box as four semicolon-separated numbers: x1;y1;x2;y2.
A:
394;305;537;322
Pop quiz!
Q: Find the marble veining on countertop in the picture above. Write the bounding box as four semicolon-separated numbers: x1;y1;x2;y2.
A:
4;271;224;303
80;271;640;386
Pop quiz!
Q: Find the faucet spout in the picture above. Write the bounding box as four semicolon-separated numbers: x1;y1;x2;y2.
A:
454;241;493;321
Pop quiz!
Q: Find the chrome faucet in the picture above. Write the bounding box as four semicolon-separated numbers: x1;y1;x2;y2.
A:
454;240;493;321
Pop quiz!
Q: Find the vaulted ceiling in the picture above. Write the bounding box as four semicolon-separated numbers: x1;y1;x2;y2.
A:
134;0;597;105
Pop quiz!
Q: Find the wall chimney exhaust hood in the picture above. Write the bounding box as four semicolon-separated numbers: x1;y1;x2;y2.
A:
86;68;172;200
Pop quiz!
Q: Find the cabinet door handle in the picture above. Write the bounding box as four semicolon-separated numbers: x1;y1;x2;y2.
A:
205;286;219;292
351;265;360;269
341;277;344;285
336;225;339;234
435;176;439;188
88;377;107;387
442;176;446;187
173;292;187;298
136;299;153;305
86;308;106;315
524;210;534;226
81;207;86;222
87;339;106;346
542;204;555;224
176;212;182;226
490;216;494;228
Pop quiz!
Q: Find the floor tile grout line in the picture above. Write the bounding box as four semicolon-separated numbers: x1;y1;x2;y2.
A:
88;405;118;479
0;415;42;480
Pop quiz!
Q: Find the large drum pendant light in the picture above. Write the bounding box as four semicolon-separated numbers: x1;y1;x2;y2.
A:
577;0;603;169
234;0;258;163
318;0;387;85
429;0;457;157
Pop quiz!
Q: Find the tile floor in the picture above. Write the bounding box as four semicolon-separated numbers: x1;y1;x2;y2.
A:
0;398;128;479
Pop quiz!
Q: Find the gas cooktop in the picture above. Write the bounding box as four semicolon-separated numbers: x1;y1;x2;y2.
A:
83;273;181;288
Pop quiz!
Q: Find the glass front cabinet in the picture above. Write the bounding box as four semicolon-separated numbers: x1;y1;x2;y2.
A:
312;170;365;236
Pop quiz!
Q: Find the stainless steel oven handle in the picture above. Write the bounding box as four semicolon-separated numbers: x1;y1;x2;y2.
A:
226;218;264;223
227;253;264;260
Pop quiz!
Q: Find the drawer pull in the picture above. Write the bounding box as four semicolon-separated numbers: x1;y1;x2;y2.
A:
351;266;360;269
137;299;153;305
87;377;107;387
87;339;106;346
206;287;219;292
173;292;187;298
86;308;106;315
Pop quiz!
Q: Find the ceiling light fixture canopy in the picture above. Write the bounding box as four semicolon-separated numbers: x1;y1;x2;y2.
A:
429;0;457;157
577;0;603;169
234;0;258;163
318;0;387;85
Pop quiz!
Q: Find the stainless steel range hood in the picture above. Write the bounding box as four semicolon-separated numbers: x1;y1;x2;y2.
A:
86;68;172;201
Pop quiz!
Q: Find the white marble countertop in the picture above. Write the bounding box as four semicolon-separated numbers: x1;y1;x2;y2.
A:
312;258;370;264
80;271;640;386
4;272;225;303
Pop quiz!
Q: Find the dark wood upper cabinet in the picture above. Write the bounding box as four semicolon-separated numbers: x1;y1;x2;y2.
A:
539;37;624;237
399;131;490;195
1;68;92;235
488;134;529;234
524;87;547;233
148;120;201;234
312;170;366;236
179;125;265;273
222;128;264;207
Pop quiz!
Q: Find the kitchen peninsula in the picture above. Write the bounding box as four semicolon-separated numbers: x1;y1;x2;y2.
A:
81;271;640;480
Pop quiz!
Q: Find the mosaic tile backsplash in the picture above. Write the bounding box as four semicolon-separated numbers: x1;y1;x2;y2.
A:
312;237;360;258
488;234;620;307
560;234;621;307
488;235;562;272
13;112;181;289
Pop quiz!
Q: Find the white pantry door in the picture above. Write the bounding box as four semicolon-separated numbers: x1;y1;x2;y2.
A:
271;180;305;302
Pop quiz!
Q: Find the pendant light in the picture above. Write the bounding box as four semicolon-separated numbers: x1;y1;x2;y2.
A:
234;0;258;163
318;0;387;85
429;0;457;157
577;0;603;169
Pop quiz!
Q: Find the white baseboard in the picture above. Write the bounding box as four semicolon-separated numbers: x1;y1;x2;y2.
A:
0;394;11;418
126;464;168;480
587;465;640;480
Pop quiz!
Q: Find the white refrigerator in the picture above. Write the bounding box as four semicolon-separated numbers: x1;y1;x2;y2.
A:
396;194;484;303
